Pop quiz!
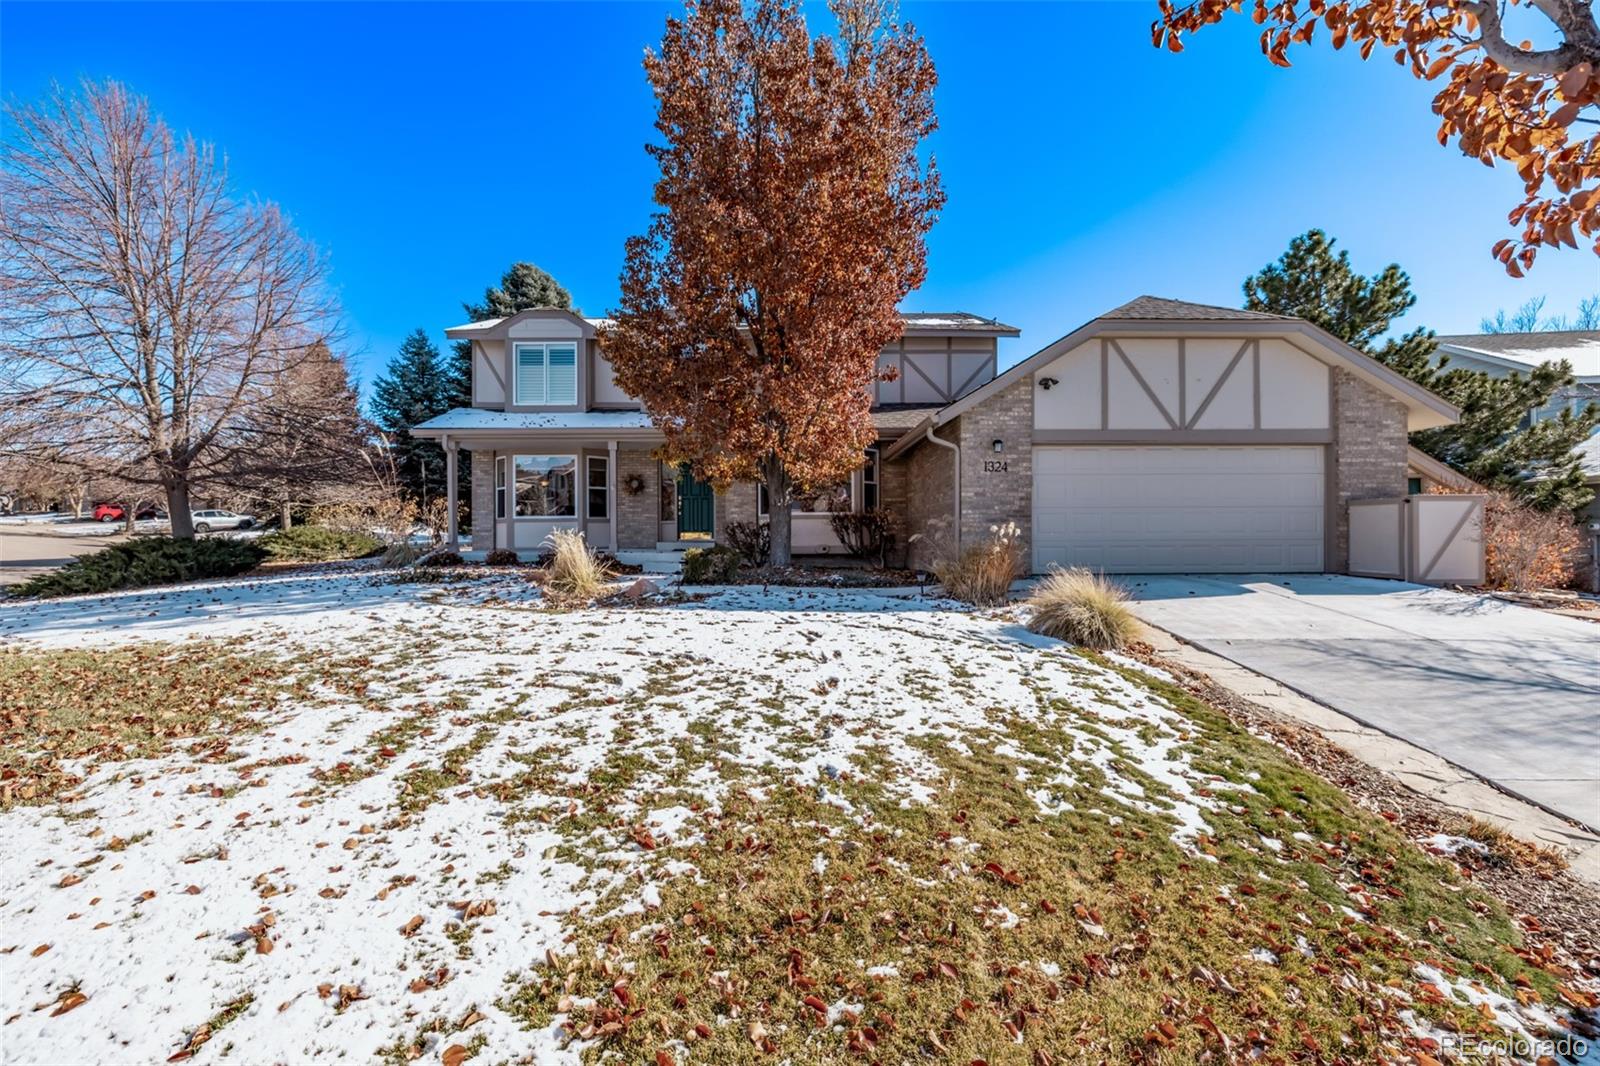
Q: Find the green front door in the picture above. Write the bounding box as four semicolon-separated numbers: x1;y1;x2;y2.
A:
676;464;714;539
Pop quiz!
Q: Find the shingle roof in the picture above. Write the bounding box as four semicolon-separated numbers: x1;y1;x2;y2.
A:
1100;296;1294;322
870;403;945;432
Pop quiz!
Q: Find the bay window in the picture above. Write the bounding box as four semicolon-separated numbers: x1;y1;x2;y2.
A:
513;342;578;406
513;455;576;517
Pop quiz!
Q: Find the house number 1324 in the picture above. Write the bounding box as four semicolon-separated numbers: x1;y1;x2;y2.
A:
983;459;1009;473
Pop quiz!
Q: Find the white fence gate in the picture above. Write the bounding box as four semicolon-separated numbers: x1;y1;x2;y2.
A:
1348;494;1485;585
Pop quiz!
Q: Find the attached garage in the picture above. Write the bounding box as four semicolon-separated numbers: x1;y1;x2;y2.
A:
882;296;1461;576
1032;445;1324;573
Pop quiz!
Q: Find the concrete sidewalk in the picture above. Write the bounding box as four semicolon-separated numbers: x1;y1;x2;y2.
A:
1125;574;1600;832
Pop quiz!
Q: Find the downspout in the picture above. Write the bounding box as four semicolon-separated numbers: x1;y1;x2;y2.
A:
923;422;960;555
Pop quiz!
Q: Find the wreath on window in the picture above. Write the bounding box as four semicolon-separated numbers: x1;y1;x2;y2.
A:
622;473;647;496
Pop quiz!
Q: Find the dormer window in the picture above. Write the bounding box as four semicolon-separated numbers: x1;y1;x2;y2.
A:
513;342;578;405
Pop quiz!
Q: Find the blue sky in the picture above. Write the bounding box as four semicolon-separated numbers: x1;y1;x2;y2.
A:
4;0;1596;389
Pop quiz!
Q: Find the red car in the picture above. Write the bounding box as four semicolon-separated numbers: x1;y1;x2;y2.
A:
93;503;163;522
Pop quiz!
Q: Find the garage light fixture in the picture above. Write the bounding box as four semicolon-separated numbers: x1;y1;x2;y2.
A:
1038;376;1059;390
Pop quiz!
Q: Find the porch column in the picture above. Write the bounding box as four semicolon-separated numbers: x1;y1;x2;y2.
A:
444;437;459;551
607;439;619;551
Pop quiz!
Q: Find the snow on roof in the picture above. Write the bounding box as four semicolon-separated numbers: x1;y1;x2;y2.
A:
445;312;1011;335
1435;331;1600;379
1577;433;1600;480
411;408;655;434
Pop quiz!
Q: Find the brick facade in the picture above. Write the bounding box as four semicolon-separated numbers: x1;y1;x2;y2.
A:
1330;368;1409;571
955;374;1033;554
716;481;760;542
900;429;957;571
616;449;660;549
468;452;493;551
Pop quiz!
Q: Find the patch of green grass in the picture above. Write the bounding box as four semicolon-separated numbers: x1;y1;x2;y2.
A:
497;657;1552;1064
0;643;294;808
398;728;495;812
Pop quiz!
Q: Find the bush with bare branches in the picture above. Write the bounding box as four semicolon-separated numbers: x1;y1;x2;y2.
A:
1482;491;1580;591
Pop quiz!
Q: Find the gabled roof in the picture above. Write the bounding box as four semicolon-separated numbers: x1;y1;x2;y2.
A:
1435;330;1600;379
443;307;597;340
1406;446;1481;493
1100;295;1293;322
882;296;1459;459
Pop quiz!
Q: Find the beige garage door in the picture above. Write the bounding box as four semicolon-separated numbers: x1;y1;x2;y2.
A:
1032;445;1324;573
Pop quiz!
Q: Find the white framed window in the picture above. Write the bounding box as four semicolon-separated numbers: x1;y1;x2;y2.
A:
586;456;609;520
513;454;576;517
494;456;507;519
513;342;578;406
863;447;879;512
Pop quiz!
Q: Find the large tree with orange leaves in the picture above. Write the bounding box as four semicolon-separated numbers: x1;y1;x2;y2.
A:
601;0;943;566
1153;0;1600;275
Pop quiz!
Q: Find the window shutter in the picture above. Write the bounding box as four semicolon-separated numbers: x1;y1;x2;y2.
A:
516;346;545;404
547;344;577;404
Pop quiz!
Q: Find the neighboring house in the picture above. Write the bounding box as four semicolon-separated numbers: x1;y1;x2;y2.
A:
410;296;1458;574
1433;330;1600;522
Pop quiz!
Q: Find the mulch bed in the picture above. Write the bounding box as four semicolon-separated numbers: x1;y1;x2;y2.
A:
1130;641;1600;990
717;564;924;588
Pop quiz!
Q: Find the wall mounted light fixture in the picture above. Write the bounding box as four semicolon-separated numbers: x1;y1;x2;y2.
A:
1038;376;1059;390
992;439;1004;454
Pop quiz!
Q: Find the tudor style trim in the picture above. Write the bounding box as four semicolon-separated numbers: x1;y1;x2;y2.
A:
911;313;1459;440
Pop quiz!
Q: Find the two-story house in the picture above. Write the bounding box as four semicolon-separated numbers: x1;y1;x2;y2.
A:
411;296;1459;573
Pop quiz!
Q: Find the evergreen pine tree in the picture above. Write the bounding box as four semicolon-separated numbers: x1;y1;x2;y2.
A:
370;329;452;505
1244;230;1598;513
447;262;574;407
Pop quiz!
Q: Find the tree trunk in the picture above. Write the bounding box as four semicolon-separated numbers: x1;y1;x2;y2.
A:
762;455;794;567
280;499;293;530
167;479;194;540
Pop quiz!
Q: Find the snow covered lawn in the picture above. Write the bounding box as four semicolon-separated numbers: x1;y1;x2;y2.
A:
0;569;1589;1064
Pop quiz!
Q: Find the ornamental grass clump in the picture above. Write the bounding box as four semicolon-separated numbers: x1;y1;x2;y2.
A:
1024;566;1140;651
934;522;1024;606
544;529;607;599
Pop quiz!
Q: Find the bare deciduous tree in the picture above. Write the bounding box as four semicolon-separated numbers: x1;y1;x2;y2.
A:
0;80;339;538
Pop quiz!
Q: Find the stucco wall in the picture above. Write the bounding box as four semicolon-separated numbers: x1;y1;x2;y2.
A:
616;450;660;550
1331;368;1409;571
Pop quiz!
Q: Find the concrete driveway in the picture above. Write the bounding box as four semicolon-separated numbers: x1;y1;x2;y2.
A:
0;528;123;586
1125;574;1600;831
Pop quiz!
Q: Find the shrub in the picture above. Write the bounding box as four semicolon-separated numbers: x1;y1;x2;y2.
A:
723;521;770;566
380;540;422;568
257;525;383;562
484;548;522;566
544;529;606;599
421;549;465;568
9;537;266;599
680;545;742;585
1482;491;1580;591
933;522;1024;606
1024;567;1139;650
828;510;897;567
